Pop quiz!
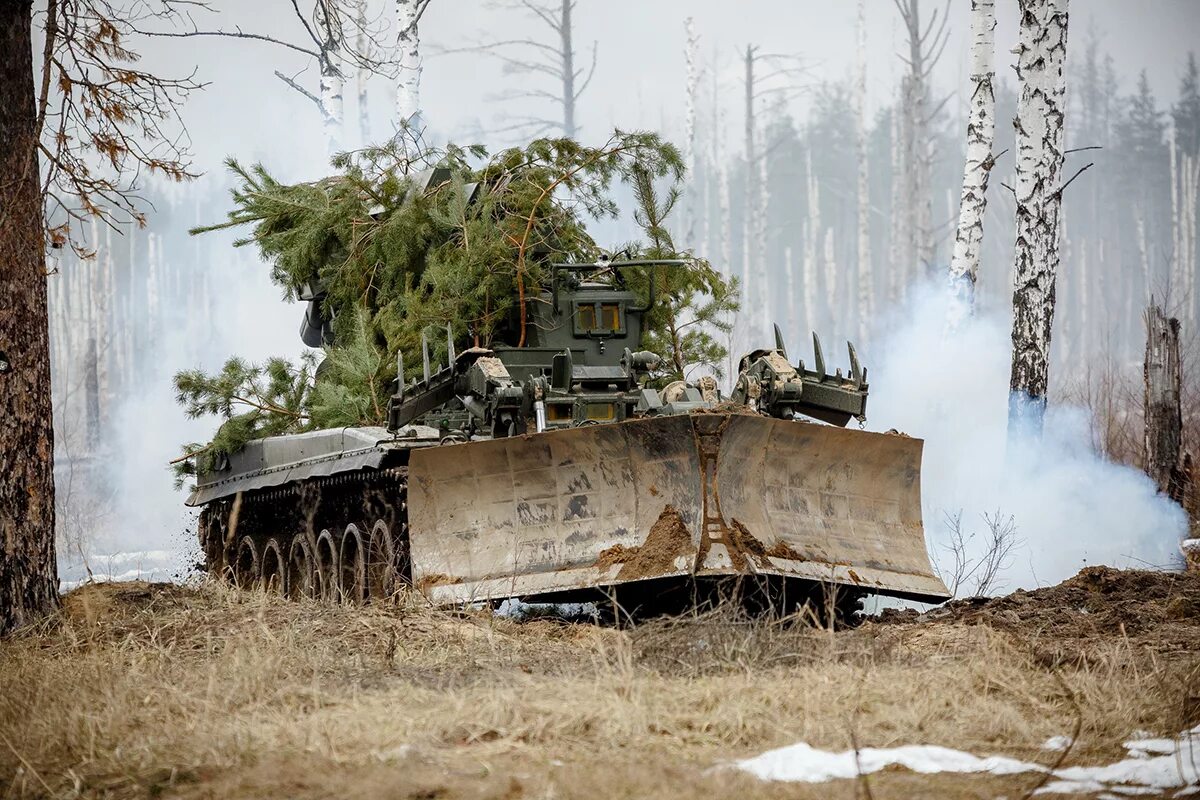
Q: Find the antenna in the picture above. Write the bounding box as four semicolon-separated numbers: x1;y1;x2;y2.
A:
446;323;455;367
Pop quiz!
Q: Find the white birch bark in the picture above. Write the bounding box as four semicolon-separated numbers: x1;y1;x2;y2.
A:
356;0;371;145
1008;0;1070;432
320;56;344;156
855;0;873;342
947;0;997;326
395;0;422;127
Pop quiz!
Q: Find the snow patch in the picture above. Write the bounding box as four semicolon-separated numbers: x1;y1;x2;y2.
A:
735;742;1041;783
1042;735;1073;752
734;726;1200;795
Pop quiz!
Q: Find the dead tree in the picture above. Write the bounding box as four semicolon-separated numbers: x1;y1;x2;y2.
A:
1008;0;1072;435
447;0;597;138
139;1;393;155
735;45;805;352
1143;302;1187;504
893;0;952;285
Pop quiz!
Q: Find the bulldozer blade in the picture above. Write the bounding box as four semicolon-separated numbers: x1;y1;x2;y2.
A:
407;413;949;606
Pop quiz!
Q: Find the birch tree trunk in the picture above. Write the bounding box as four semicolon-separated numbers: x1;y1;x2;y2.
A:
1008;0;1070;434
947;0;997;326
855;0;873;342
396;0;422;127
0;0;59;633
318;12;345;158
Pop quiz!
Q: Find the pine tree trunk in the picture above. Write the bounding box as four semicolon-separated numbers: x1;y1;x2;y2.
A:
1143;304;1185;503
1008;0;1070;434
395;0;422;127
947;0;996;326
0;0;59;634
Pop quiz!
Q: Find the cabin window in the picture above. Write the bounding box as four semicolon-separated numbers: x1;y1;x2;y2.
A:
546;403;574;422
573;301;624;335
586;403;616;421
600;304;621;331
576;304;596;331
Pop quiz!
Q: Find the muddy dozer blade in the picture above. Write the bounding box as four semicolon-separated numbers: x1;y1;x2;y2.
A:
407;413;950;606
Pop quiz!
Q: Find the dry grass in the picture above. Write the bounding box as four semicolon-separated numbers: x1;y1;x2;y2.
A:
1;575;1198;799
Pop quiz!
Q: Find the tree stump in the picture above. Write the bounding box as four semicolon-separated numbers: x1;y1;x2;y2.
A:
1143;302;1197;568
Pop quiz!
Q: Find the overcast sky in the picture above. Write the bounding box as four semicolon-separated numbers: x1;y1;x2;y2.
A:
140;0;1200;185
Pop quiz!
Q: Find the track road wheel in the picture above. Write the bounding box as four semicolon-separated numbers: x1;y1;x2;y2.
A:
287;536;316;600
339;524;367;605
260;538;286;594
234;536;259;590
366;519;398;601
315;529;340;601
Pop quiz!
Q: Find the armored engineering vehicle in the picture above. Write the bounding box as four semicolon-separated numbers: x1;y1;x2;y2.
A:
188;260;950;616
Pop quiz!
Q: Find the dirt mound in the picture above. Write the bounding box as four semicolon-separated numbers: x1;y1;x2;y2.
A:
874;566;1200;660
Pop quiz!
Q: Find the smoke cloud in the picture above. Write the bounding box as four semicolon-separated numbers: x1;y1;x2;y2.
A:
865;282;1187;593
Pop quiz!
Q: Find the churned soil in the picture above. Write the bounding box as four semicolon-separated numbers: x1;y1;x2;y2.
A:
873;565;1200;661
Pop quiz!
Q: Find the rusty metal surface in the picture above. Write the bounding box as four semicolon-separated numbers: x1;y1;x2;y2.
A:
407;414;950;605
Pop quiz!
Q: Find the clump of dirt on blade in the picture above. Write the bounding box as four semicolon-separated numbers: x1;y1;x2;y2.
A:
689;401;762;417
594;505;694;581
415;573;463;593
595;544;633;571
765;540;804;560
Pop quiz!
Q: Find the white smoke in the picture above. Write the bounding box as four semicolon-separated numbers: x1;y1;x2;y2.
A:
865;282;1187;593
